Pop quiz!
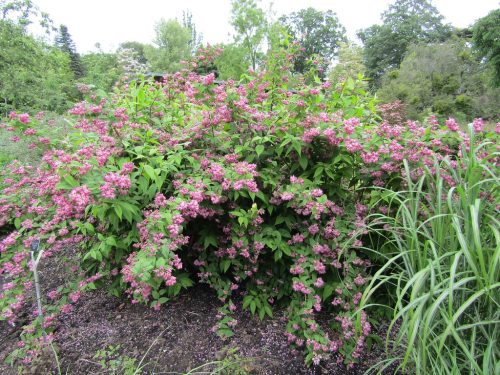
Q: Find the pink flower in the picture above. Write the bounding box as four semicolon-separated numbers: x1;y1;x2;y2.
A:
290;176;304;184
354;275;365;286
203;73;215;85
446;118;459;132
292;281;311;295
154;193;168;207
344;138;363;153
361;151;379;164
472;118;484;133
314;260;326;274
100;182;116;199
69;185;91;211
313;278;324;288
18;113;30;124
21;219;33;229
60;304;73;313
114;107;128;120
69;291;81;303
308;224;319;235
121;162;135;174
302;128;321;143
311;188;323;198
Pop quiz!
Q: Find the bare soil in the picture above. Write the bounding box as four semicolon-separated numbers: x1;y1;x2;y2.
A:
0;252;397;375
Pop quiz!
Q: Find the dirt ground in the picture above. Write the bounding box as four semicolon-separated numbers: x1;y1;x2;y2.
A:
0;253;397;375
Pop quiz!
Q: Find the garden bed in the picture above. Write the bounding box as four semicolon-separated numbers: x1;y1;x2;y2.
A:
0;252;395;374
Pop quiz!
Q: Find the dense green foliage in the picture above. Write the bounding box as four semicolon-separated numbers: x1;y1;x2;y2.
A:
80;51;122;93
472;9;500;86
0;0;496;122
328;42;366;84
55;24;84;78
0;20;76;114
362;131;499;374
230;0;267;71
182;10;202;54
358;0;452;87
279;8;346;77
211;44;249;80
144;19;192;73
377;40;500;121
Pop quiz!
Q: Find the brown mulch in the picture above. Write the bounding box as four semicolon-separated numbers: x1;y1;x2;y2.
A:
0;252;396;375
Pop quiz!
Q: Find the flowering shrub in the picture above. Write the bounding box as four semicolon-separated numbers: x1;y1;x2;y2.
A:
1;45;497;368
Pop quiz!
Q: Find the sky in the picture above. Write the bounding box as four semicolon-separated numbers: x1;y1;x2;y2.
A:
31;0;499;53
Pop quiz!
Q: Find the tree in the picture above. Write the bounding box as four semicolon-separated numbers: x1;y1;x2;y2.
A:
81;51;121;92
0;2;76;113
0;0;35;26
117;47;149;75
213;43;249;80
473;9;500;86
144;18;191;72
1;0;54;34
55;24;84;78
230;0;267;71
278;7;346;76
119;41;148;65
328;41;366;84
0;20;75;113
377;39;500;121
182;10;202;54
358;0;452;87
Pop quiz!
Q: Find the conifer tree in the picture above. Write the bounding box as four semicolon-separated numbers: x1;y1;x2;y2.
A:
55;24;84;78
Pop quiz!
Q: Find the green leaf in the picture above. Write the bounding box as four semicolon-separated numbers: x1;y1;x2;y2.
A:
292;140;302;156
238;216;248;227
259;307;265;320
250;300;256;315
203;234;217;249
299;155;308;170
221;259;231;273
243;295;253;310
63;175;78;188
143;165;157;181
314;166;324;179
217;328;234;338
158;297;169;304
274;250;282;261
105;236;117;246
280;243;292;256
256;144;265;157
264;304;273;318
323;284;334;300
179;275;193;288
114;248;123;263
113;205;122;220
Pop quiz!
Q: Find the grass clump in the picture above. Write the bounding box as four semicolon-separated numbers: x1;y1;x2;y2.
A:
361;125;499;374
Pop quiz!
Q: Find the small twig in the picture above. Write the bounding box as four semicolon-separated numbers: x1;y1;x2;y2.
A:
77;357;102;367
185;310;202;317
